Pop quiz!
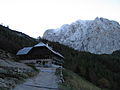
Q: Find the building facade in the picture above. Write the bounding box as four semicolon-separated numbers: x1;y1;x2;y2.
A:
16;42;64;67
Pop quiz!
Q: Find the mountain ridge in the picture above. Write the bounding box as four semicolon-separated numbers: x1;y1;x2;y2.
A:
43;17;120;54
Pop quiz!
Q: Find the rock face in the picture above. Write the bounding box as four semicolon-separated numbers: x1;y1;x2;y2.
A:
43;17;120;54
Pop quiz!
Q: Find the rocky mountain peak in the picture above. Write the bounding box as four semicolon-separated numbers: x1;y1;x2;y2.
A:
43;17;120;54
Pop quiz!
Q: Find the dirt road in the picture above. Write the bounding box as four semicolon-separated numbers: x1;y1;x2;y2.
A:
13;67;59;90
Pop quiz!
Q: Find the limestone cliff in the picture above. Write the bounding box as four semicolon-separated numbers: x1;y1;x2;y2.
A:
43;17;120;54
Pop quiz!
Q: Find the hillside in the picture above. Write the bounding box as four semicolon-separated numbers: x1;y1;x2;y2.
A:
0;48;39;90
0;25;39;90
43;17;120;54
0;24;38;54
41;39;120;90
60;69;103;90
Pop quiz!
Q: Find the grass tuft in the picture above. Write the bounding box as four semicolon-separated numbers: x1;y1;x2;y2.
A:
59;69;105;90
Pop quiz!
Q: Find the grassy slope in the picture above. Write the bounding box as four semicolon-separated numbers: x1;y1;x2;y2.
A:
59;69;104;90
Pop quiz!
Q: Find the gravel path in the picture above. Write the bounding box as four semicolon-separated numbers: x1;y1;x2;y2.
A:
13;67;59;90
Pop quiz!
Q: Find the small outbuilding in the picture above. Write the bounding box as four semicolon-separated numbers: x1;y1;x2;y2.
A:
16;42;64;67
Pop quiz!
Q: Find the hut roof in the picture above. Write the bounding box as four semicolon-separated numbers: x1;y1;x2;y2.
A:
34;42;46;47
16;42;64;58
16;47;32;55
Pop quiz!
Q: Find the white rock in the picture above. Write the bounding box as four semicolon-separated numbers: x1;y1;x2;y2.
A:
43;17;120;54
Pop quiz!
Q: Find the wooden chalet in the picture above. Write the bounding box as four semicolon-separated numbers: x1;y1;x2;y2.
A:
16;42;64;67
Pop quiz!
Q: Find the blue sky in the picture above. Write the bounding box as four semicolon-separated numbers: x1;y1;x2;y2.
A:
0;0;120;38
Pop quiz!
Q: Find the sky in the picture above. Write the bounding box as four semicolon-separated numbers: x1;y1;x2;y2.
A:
0;0;120;38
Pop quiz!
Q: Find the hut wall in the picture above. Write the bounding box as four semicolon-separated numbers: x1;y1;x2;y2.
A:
19;47;53;60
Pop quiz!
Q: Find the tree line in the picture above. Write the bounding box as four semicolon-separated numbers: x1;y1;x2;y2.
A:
41;39;120;90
